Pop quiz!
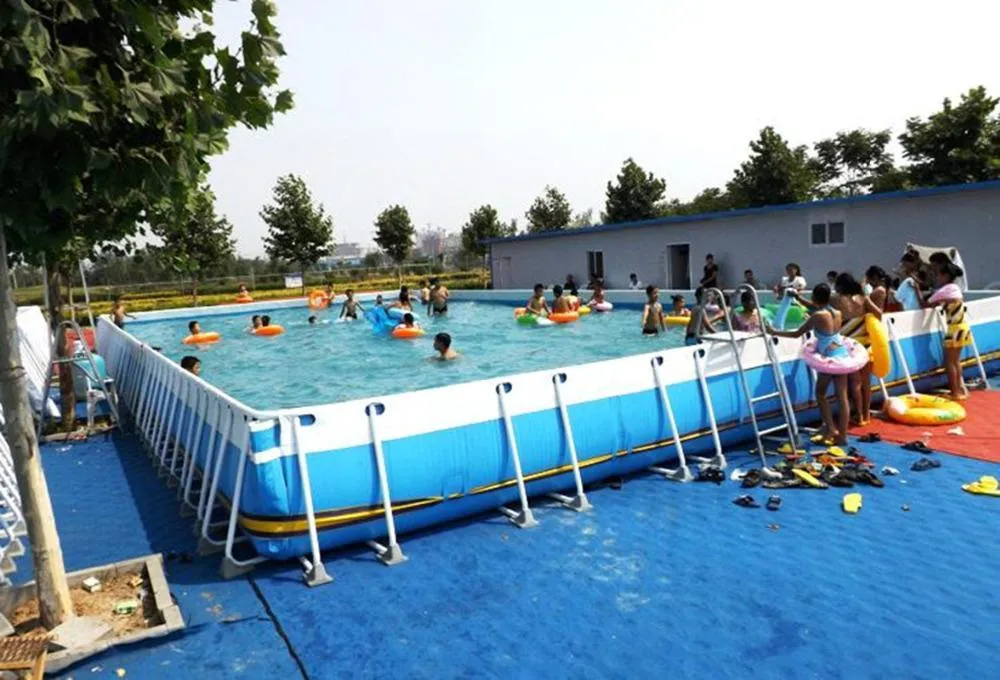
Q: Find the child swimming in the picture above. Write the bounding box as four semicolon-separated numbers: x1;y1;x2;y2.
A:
685;287;717;345
400;312;417;329
339;289;363;320
670;295;690;317
641;285;665;335
250;315;262;331
551;285;571;313
261;315;271;327
731;290;761;332
112;296;136;329
188;320;201;336
586;283;607;307
308;316;317;325
180;355;201;376
525;284;550;316
769;283;851;445
923;261;970;399
432;332;458;360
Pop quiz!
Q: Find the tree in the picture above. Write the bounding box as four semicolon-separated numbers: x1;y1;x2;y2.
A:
261;174;334;291
525;185;572;232
813;129;896;197
900;86;1000;187
0;0;291;629
726;127;818;208
149;185;235;304
661;188;732;216
570;208;594;227
601;158;667;224
461;205;515;258
374;205;415;270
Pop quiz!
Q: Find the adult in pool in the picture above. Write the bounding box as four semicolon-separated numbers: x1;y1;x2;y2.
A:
641;285;665;335
769;283;852;445
432;332;459;361
670;294;690;318
389;286;413;312
429;278;450;316
586;282;607;307
525;284;550;317
685;287;717;345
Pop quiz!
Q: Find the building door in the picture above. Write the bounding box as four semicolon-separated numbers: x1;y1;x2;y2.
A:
665;244;691;289
492;256;512;288
587;250;604;282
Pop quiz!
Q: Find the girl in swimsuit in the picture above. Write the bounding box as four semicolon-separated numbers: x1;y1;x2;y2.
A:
769;283;851;445
923;262;970;400
834;272;883;425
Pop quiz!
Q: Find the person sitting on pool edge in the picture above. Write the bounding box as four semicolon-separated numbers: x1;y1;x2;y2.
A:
551;285;571;313
525;284;549;316
180;355;201;376
432;332;458;360
670;294;690;317
641;285;665;335
685;287;718;345
339;289;363;320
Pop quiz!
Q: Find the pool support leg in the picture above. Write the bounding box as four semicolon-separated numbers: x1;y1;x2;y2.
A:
365;403;408;566
496;383;538;529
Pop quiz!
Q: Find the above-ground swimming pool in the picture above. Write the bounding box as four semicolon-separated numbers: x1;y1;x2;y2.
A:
97;290;1000;577
128;300;685;409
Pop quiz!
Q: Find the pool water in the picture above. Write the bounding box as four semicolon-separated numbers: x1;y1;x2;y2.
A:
128;301;687;410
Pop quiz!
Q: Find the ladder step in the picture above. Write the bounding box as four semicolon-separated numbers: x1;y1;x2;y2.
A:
758;424;790;436
751;392;782;403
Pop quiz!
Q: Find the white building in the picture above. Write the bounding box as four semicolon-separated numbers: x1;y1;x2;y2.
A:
485;181;1000;290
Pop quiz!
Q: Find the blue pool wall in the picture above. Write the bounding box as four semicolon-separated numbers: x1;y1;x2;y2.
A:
96;292;1000;561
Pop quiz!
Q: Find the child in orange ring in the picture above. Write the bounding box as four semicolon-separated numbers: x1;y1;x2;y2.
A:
923;262;971;400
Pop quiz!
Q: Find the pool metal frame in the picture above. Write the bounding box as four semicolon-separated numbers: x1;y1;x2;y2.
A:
95;290;999;586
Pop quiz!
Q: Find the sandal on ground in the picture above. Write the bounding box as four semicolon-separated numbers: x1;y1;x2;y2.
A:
822;468;855;488
911;457;941;472
741;469;763;489
763;477;803;489
696;467;726;484
858;433;881;443
902;441;933;454
766;495;782;511
881;466;900;476
855;469;885;488
733;495;760;508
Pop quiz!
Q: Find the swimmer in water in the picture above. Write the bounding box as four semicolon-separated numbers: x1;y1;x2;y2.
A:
685;287;717;345
250;315;262;332
641;286;665;335
419;279;431;305
180;355;201;376
399;312;418;329
389;287;413;312
551;285;571;313
586;283;606;307
308;316;317;325
432;332;458;360
339;289;363;320
525;284;549;316
188;320;201;336
375;294;384;307
429;278;450;316
670;295;690;317
112;296;136;329
260;315;271;327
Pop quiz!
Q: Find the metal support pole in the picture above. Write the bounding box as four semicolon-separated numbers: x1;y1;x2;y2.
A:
887;318;916;395
547;374;592;511
290;416;332;585
647;356;693;482
495;383;538;529
693;348;726;468
364;403;408;565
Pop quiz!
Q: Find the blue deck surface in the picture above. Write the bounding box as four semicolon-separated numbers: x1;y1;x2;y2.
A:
21;413;1000;679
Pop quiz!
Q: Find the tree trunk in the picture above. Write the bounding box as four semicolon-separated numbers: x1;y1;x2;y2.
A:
46;267;74;432
0;226;74;628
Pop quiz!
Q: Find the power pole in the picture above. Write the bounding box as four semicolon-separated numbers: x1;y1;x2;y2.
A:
0;226;74;628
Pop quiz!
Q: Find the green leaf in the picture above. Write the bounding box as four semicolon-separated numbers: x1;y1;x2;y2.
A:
274;89;294;113
20;17;51;58
134;5;163;46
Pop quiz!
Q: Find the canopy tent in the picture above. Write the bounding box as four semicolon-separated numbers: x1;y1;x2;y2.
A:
905;243;967;291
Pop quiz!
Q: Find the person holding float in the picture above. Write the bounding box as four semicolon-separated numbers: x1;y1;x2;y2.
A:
547;285;580;324
831;271;887;425
236;284;253;304
769;283;868;446
923;261;971;400
514;284;555;326
586;283;613;312
183;320;221;345
392;312;425;339
252;314;285;337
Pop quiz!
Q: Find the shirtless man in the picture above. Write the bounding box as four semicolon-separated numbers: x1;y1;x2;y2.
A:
429;277;449;316
112;296;136;328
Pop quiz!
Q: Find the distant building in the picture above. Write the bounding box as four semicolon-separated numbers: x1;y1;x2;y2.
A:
485;181;1000;290
320;242;364;268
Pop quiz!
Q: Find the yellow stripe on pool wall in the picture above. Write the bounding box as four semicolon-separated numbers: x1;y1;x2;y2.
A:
239;497;443;536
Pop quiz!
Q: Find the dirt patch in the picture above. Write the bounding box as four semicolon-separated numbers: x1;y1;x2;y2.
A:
9;570;157;639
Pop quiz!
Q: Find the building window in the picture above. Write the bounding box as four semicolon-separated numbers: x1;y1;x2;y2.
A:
810;221;846;246
587;250;604;280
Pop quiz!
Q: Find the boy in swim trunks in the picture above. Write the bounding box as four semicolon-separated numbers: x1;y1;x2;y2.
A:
429;278;449;316
339;289;363;320
433;332;458;360
685;288;717;345
641;286;665;335
551;285;571;313
670;295;690;317
525;284;550;316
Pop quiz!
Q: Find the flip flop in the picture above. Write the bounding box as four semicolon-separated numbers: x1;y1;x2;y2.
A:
911;458;941;472
777;442;806;456
763;477;803;489
902;441;934;454
792;468;828;489
697;467;726;484
881;466;900;476
766;495;782;511
822;468;855;488
858;433;881;443
842;492;862;514
809;433;827;444
962;476;1000;496
733;495;760;508
741;469;763;489
826;446;847;458
855;469;885;487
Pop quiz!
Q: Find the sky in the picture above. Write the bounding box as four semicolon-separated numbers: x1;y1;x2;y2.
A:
207;0;1000;256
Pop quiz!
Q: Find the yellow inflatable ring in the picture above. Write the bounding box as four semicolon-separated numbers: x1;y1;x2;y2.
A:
665;315;690;327
885;393;966;425
307;290;329;309
578;305;592;315
865;314;891;379
183;331;221;345
252;325;285;337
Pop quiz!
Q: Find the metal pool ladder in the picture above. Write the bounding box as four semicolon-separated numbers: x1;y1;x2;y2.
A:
702;286;801;469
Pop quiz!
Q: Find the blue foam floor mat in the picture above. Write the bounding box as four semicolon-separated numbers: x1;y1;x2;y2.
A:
21;426;1000;679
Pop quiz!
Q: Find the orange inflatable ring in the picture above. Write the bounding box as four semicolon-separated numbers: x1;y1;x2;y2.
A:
548;311;580;324
307;290;329;309
391;326;425;339
252;325;285;337
183;332;221;345
235;295;253;304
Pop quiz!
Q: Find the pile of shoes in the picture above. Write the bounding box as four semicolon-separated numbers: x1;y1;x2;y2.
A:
737;445;885;491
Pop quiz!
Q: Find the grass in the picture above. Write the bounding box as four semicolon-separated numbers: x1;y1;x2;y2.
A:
23;270;489;322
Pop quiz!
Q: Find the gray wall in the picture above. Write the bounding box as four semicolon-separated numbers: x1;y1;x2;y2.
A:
489;187;1000;290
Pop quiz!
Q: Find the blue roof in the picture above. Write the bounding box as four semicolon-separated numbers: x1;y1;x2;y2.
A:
484;179;1000;245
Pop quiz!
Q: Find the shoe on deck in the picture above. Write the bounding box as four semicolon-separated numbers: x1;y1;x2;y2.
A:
842;492;863;514
962;476;1000;496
